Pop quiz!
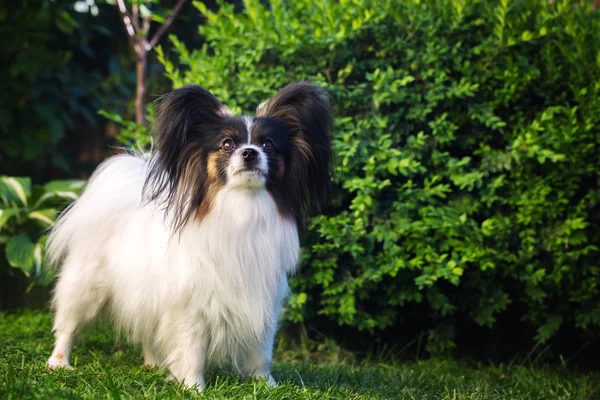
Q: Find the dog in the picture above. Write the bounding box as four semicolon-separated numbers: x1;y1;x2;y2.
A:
46;82;333;390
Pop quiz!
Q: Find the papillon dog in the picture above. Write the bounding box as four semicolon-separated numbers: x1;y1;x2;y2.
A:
46;82;333;390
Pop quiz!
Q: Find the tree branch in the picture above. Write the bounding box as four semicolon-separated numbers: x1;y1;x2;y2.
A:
131;4;141;34
142;1;152;49
116;0;146;58
116;0;138;38
148;0;187;49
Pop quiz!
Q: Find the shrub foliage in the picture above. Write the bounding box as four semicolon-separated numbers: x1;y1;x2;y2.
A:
0;0;140;182
0;177;84;308
160;0;599;349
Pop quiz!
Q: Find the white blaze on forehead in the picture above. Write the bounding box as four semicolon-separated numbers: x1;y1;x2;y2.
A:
243;115;253;144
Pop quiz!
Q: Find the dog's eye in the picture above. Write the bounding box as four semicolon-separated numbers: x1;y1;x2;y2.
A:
222;139;235;152
262;140;274;152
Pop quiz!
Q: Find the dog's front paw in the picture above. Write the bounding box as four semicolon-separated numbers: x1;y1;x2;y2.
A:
47;354;73;370
191;382;205;393
182;377;205;393
265;374;277;388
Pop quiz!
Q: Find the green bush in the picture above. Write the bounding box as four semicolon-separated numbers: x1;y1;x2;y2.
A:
153;0;600;351
0;177;84;308
0;0;137;181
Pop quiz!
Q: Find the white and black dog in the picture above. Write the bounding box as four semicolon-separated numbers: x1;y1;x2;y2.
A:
46;82;333;390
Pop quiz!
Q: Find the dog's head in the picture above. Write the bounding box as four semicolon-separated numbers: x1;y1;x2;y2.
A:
144;82;333;231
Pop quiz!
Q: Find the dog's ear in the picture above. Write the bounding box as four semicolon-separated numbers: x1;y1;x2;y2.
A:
145;85;231;231
258;82;334;218
153;85;231;156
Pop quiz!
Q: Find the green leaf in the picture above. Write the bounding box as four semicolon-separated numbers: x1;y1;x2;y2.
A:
194;1;207;14
139;4;152;20
536;315;563;343
43;180;86;194
28;209;57;227
56;10;78;34
33;241;43;279
521;30;533;41
98;109;123;123
36;264;56;286
6;234;35;277
152;13;166;24
0;209;19;231
481;219;495;236
29;180;84;210
0;176;31;206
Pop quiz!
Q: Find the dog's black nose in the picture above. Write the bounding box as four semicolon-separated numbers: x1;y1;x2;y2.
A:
241;148;258;162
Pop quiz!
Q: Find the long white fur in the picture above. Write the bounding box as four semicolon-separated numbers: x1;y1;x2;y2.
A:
46;149;300;390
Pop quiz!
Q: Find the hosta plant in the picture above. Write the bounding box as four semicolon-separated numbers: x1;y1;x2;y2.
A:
0;177;84;287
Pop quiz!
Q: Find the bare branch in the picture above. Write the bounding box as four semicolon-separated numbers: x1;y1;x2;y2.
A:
148;0;187;49
131;4;141;34
141;17;151;51
116;0;138;38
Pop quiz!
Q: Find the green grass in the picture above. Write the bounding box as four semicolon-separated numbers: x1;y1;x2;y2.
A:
0;311;598;399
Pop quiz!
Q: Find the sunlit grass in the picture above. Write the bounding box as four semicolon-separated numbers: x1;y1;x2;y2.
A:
1;311;598;399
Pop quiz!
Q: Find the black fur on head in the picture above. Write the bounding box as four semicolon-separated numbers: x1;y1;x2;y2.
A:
143;85;232;233
257;82;334;221
144;82;334;233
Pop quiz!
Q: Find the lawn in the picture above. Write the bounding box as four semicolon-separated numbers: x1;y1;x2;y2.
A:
0;311;598;399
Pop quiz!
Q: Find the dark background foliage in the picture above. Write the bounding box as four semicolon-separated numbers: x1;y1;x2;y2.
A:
1;0;129;182
0;0;208;307
1;0;599;366
0;0;209;181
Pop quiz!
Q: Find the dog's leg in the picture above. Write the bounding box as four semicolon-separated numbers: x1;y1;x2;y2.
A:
242;322;277;387
47;330;75;370
163;321;208;391
47;260;107;370
142;340;161;368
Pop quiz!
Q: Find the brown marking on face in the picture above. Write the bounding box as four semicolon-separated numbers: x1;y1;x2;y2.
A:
195;151;229;221
196;183;223;221
207;152;221;181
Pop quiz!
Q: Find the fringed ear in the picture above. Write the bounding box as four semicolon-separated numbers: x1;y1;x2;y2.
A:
258;82;334;219
144;85;231;232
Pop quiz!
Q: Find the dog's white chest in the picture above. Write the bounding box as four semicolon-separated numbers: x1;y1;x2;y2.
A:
188;187;300;276
174;188;299;360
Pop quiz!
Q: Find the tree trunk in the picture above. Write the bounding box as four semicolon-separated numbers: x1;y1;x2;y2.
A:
135;53;147;126
116;0;187;127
